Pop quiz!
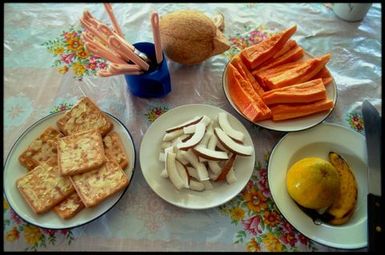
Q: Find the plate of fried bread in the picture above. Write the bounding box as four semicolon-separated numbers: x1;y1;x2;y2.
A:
3;97;135;229
223;24;337;132
140;104;255;209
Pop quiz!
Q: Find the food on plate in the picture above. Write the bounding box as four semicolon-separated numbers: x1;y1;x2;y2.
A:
103;131;129;169
215;154;237;182
193;146;229;160
312;67;333;86
57;129;106;176
159;10;230;65
325;152;358;225
165;116;203;133
262;78;327;105
56;96;113;136
176;123;206;150
53;192;85;220
227;63;271;122
159;112;253;191
18;127;64;171
240;25;297;70
165;152;187;190
270;98;334;121
70;159;129;208
15;96;131;220
286;153;358;225
214;128;253;156
16;163;75;214
261;54;331;90
218;111;245;142
286;157;340;210
259;45;304;73
227;25;334;122
230;55;264;97
258;40;299;71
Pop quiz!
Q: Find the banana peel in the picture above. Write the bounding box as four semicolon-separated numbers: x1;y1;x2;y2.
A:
326;152;358;225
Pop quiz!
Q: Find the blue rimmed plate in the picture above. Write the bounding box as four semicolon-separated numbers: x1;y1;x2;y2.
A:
3;112;136;229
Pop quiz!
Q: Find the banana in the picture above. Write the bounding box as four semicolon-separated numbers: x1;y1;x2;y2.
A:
326;152;358;225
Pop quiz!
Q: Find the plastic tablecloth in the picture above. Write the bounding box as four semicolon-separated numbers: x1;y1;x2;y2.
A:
4;3;381;252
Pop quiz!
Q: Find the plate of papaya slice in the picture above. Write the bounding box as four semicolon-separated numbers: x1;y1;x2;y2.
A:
223;24;337;132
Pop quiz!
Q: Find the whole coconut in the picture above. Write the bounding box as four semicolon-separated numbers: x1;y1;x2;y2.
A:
159;10;230;65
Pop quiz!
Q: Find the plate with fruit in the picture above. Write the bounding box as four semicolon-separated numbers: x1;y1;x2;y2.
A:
139;104;255;209
268;123;367;249
222;25;337;132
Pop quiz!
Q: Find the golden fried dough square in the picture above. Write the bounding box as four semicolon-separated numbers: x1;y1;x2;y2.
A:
70;159;129;208
103;131;129;169
57;129;106;176
56;97;113;136
53;192;85;220
16;163;74;214
18;127;64;171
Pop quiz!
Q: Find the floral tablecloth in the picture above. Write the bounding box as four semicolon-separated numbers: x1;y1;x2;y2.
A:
3;3;381;252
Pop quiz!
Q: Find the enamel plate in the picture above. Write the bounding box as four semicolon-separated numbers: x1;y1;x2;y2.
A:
3;112;136;229
140;104;255;209
268;123;367;249
222;52;337;132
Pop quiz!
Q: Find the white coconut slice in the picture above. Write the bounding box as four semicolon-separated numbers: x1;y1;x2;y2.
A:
165;146;175;154
163;129;184;142
165;152;185;190
189;180;205;191
175;160;189;189
183;115;211;134
214;127;253;156
160;141;172;150
206;134;223;174
165;116;203;133
176;149;189;165
197;121;214;147
177;123;206;150
193;146;228;160
218;112;245;142
160;168;168;178
226;167;237;184
186;166;199;180
201;180;214;190
159;152;166;162
209;171;220;181
180;149;209;181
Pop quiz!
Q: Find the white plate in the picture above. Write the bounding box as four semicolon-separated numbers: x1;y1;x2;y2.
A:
222;53;337;132
268;123;367;249
140;104;256;209
3;112;136;229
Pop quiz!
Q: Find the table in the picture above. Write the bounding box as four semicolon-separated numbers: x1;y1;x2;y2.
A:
4;3;381;252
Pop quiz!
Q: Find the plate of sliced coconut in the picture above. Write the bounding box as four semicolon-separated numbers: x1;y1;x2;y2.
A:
139;104;255;209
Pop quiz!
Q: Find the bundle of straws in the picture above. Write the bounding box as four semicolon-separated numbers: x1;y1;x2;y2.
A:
80;3;163;77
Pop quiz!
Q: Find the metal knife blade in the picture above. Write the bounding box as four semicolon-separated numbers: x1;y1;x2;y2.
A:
362;100;383;252
362;100;382;196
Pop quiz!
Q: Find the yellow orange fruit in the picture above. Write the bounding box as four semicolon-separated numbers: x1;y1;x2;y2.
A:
286;157;340;210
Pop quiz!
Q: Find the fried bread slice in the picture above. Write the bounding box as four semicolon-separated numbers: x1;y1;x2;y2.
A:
70;159;129;208
57;129;106;176
53;192;85;220
56;97;113;136
16;163;74;214
103;131;129;169
19;127;64;171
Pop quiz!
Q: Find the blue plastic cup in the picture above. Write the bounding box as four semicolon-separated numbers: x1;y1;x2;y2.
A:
124;42;171;98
